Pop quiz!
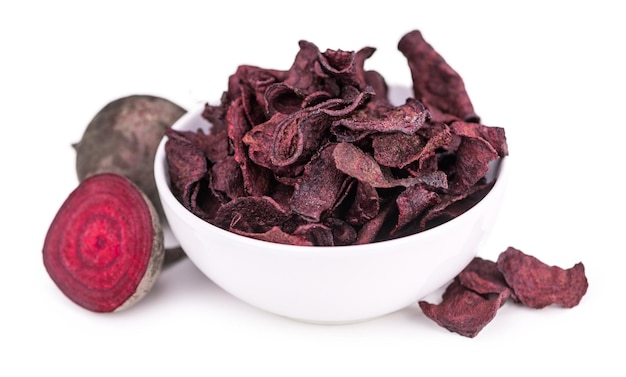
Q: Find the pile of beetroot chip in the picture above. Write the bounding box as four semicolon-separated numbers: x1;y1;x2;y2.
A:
420;247;588;337
164;30;508;246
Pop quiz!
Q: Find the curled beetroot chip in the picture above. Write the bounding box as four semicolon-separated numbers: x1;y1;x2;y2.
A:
331;98;429;137
333;142;448;189
497;247;588;309
450;121;508;157
271;106;333;168
227;97;271;197
324;218;358;246
43;173;164;312
419;181;494;230
214;196;291;233
164;128;208;210
393;185;440;234
346;181;380;225
398;30;479;123
419;280;507;338
210;156;245;202
290;144;347;222
450;137;498;194
355;203;393;245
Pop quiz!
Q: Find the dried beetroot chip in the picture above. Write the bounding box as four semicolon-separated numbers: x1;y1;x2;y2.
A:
318;47;358;86
419;181;494;230
354;47;378;90
346;181;380;226
449;137;498;194
227;97;271;196
164;128;208;210
239;84;268;127
398;30;479;123
293;223;335;246
192;181;222;221
169;122;231;163
227;64;287;116
354;202;393;245
270;106;333;168
371;132;425;169
201;102;228;135
419;280;507;338
450;121;508;157
283;40;324;96
214;196;291;233
393;185;440;234
414;122;453;169
333;142;448;189
458;257;515;303
331;98;429;137
265;83;303;115
497;247;588;309
242;112;284;170
370;122;452;171
209;156;245;202
363;69;389;106
324;218;358;246
319;86;374;117
290;144;347;222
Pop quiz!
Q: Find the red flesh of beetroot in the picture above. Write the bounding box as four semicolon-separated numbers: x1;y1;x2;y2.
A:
43;173;164;312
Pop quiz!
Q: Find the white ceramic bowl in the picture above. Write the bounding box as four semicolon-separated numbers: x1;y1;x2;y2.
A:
154;106;509;324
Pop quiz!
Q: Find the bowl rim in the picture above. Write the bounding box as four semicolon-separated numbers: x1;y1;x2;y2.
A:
154;105;509;256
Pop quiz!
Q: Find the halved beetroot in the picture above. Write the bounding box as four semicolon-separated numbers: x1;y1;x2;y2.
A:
43;173;164;312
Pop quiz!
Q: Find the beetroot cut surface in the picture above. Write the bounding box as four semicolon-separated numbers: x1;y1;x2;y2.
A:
43;173;164;312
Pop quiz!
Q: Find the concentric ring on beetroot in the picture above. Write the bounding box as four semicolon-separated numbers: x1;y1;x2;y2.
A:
43;173;164;312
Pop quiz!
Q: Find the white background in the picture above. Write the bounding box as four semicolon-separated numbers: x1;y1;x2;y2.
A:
2;1;624;375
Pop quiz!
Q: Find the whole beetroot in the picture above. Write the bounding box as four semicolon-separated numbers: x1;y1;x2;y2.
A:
73;94;186;218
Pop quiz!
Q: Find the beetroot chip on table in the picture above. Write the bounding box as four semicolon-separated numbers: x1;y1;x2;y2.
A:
497;247;588;309
164;30;509;245
419;248;588;337
419;280;508;338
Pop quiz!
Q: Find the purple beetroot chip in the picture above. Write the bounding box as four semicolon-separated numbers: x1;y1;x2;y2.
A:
398;30;479;123
496;247;588;309
419;280;508;338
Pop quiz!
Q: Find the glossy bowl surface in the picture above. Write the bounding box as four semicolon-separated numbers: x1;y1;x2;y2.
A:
154;106;509;323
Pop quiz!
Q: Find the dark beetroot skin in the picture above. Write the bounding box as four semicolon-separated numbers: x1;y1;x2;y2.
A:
43;173;164;312
74;94;186;219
